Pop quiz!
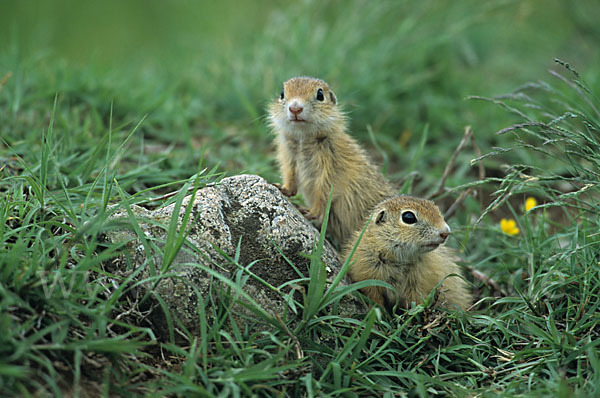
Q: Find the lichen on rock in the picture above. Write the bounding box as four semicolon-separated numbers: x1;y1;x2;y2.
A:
106;174;363;341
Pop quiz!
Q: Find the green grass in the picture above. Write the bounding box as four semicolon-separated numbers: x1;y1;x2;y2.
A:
1;0;600;396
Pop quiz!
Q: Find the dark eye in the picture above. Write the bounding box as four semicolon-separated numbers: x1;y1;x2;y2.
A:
280;90;284;100
316;88;324;101
401;211;417;225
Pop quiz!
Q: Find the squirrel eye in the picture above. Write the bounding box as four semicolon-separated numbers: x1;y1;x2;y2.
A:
280;90;285;100
401;211;417;225
316;88;324;101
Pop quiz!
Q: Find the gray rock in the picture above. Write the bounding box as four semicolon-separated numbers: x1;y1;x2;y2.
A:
106;174;364;341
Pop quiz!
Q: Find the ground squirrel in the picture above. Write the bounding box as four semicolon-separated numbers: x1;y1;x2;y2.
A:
268;76;395;246
344;196;472;312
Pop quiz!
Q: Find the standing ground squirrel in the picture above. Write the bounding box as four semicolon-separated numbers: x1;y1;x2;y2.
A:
343;196;472;312
268;76;395;246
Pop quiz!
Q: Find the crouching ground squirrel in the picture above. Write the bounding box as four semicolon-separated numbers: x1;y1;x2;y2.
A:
268;76;395;246
344;196;472;312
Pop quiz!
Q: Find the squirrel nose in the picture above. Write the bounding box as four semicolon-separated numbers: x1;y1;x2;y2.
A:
439;223;451;241
289;104;303;116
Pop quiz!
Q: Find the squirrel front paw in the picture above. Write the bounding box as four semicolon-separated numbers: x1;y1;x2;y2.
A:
273;183;297;197
300;207;323;222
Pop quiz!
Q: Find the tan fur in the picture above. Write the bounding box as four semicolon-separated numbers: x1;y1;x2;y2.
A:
343;196;472;311
268;76;395;246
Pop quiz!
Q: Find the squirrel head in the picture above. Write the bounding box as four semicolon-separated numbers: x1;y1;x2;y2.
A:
371;196;451;263
268;76;344;136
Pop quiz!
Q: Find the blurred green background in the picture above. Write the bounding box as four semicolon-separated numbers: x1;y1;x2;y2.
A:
1;0;599;190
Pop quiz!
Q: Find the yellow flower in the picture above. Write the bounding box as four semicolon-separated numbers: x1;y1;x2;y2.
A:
525;197;538;212
500;218;520;235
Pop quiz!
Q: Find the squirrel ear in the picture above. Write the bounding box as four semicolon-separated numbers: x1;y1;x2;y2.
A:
329;90;337;104
375;210;386;225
